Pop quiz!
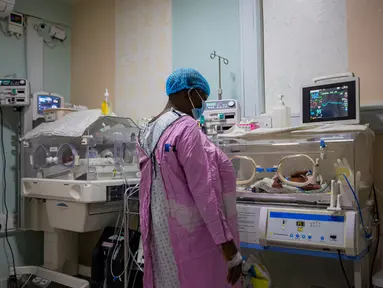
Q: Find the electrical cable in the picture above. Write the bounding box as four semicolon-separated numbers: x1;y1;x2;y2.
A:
338;250;352;288
0;108;17;279
343;174;370;238
0;20;12;37
108;184;141;282
123;185;143;286
370;184;380;287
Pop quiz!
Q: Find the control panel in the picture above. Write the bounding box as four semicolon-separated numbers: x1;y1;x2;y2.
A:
266;210;345;249
0;79;30;106
238;204;364;256
205;99;237;111
203;99;240;134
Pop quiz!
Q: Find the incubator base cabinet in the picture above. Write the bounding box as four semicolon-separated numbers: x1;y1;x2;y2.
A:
20;110;140;275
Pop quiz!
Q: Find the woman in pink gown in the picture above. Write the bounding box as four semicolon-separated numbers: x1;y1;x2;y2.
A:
137;68;242;288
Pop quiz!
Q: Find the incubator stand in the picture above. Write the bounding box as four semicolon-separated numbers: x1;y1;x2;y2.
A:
218;128;375;287
20;109;140;275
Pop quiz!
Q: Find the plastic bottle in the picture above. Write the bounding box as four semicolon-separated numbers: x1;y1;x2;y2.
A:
271;94;291;128
101;88;111;115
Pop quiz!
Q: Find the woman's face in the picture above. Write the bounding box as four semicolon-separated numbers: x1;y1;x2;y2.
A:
188;88;208;109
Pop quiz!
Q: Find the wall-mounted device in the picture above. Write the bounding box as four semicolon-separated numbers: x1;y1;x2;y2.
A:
302;73;360;125
203;99;240;135
50;25;66;41
0;78;30;106
7;11;23;35
32;92;64;121
0;0;14;19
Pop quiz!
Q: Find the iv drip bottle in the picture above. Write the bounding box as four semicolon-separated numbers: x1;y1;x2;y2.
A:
101;88;112;115
271;94;291;128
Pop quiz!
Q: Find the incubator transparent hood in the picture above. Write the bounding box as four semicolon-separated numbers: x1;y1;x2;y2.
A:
217;127;374;209
22;109;139;180
21;109;140;233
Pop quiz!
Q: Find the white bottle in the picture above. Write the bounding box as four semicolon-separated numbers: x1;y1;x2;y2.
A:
271;95;291;128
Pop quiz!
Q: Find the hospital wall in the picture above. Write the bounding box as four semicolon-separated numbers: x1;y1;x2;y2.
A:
172;0;242;102
0;0;72;281
114;0;172;122
347;0;383;105
70;0;116;109
263;0;383;113
263;0;349;114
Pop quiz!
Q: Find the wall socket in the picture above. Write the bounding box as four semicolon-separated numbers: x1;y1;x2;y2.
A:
0;213;16;232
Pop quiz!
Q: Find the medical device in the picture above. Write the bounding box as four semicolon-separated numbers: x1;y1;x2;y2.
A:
32;91;64;121
92;226;127;288
202;99;240;136
218;125;375;287
0;0;14;19
237;203;367;257
301;73;360;125
0;78;30;106
7;11;23;35
20;109;140;275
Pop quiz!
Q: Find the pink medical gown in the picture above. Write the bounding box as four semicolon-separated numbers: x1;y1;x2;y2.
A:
137;111;240;288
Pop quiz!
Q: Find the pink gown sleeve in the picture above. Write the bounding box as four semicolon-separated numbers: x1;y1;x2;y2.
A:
177;122;233;245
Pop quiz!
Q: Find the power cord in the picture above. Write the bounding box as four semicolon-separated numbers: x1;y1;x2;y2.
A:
0;108;17;287
370;184;380;287
337;250;352;288
343;174;371;238
0;20;12;37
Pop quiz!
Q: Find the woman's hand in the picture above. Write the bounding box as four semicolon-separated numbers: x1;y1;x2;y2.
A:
227;263;242;285
221;240;242;285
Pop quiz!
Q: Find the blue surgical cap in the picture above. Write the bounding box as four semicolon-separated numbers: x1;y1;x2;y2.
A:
166;68;211;96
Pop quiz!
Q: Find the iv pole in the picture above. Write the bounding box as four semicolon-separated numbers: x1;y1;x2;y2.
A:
210;51;229;100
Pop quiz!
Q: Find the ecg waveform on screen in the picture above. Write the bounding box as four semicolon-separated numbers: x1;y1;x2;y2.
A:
321;101;344;107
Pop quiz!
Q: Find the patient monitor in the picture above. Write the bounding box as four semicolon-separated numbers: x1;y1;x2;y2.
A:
32;91;64;121
301;73;360;125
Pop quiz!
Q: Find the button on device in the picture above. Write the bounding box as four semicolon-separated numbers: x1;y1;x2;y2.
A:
296;234;300;238
11;88;17;95
302;235;306;239
228;100;235;107
308;235;312;240
290;234;294;238
320;236;325;241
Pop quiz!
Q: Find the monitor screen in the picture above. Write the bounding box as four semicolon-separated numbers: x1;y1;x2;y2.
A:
302;80;357;124
38;95;61;115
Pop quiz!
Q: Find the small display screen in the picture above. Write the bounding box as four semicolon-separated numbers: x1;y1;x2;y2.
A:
10;13;23;25
206;101;217;109
296;221;305;227
38;95;61;115
302;80;357;123
0;80;21;86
